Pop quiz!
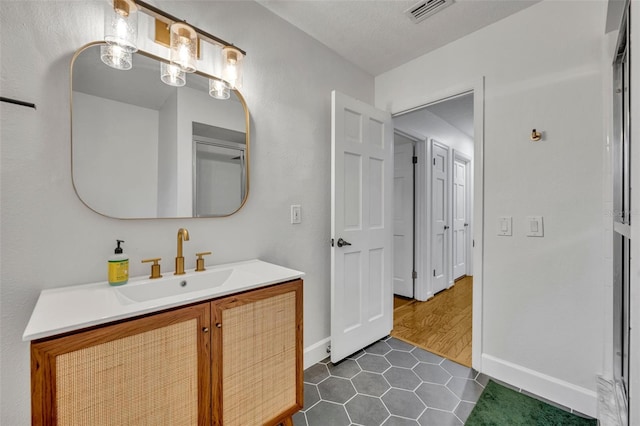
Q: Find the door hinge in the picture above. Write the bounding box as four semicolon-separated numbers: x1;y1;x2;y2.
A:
433;269;436;277
433;158;436;165
412;156;418;164
473;239;475;247
412;271;417;279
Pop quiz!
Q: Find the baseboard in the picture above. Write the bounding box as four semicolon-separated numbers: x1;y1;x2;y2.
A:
304;337;331;369
482;354;598;417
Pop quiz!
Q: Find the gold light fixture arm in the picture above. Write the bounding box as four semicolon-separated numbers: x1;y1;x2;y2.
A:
133;0;246;55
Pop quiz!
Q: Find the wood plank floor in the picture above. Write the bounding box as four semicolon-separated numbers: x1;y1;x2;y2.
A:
391;276;473;367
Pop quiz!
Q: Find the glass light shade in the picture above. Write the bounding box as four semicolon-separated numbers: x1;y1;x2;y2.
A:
161;62;186;87
222;46;244;89
170;22;197;73
100;44;132;70
209;79;230;100
104;0;138;53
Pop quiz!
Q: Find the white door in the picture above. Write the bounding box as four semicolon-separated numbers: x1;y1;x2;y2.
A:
393;138;414;298
452;154;469;279
431;140;449;294
331;90;393;363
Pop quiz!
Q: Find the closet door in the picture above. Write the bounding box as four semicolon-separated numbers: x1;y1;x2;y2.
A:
452;153;470;280
431;140;450;294
393;137;415;298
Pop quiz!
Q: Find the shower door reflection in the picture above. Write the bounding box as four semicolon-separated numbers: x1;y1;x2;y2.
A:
193;138;246;217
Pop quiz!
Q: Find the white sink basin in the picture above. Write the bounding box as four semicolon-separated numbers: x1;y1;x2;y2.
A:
23;259;305;341
116;268;233;303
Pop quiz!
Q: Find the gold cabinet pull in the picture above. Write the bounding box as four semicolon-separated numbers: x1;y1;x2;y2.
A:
216;323;222;328
202;327;209;333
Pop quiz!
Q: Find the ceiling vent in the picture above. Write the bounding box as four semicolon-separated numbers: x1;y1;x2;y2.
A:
405;0;454;23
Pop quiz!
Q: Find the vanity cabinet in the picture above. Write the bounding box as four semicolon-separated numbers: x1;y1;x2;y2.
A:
31;279;303;425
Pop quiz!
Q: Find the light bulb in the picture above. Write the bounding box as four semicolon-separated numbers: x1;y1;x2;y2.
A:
161;62;186;87
209;79;230;100
100;44;132;70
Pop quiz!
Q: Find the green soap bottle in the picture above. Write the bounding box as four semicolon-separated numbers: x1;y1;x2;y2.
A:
108;240;129;286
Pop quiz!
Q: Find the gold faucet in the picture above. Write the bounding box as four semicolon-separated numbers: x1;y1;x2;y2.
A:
175;228;190;275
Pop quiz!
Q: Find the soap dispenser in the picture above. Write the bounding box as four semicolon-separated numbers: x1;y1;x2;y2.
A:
108;240;129;286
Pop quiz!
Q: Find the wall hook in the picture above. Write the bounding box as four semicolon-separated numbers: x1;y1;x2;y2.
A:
530;129;542;141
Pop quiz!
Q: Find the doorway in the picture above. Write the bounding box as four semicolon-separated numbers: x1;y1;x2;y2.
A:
330;81;484;369
391;92;475;366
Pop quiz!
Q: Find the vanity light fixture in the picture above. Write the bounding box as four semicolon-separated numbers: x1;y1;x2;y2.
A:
102;0;247;96
222;46;244;90
209;78;230;100
161;62;186;87
104;0;138;53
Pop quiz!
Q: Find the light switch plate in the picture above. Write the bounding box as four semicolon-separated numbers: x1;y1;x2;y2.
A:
291;205;301;224
497;216;512;236
526;216;544;237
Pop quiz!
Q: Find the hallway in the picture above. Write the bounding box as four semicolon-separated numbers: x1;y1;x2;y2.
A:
392;277;473;367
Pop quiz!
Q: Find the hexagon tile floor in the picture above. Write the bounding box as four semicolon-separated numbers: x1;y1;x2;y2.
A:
293;337;488;426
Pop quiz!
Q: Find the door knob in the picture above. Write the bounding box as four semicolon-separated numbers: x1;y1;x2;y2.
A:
444;225;450;230
464;223;469;227
337;238;352;247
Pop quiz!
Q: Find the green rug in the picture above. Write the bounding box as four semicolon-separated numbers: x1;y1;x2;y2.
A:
465;381;596;425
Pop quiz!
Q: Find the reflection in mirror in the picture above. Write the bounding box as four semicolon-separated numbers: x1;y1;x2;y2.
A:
71;42;249;219
193;123;246;217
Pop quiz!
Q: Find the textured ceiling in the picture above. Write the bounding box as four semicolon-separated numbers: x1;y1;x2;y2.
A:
258;0;540;76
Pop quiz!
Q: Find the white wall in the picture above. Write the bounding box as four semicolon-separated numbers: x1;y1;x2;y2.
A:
377;0;607;415
0;1;373;424
157;90;179;217
73;92;159;217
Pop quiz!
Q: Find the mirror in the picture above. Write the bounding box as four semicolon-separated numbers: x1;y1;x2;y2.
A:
71;42;250;218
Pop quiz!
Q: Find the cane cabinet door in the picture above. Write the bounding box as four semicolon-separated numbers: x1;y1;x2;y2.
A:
31;303;211;426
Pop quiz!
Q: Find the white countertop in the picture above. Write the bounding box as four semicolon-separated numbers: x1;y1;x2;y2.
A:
23;259;304;341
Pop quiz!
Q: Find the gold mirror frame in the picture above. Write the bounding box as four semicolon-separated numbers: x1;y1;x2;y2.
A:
70;41;250;219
